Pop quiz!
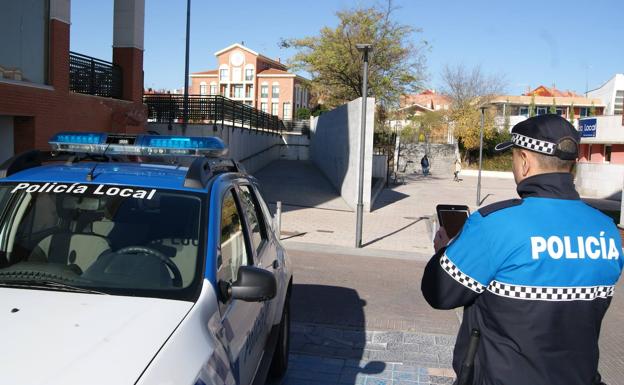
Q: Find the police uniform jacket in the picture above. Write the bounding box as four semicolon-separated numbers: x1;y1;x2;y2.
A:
422;172;623;385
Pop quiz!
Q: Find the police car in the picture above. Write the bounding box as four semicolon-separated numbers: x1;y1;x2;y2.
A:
0;132;292;385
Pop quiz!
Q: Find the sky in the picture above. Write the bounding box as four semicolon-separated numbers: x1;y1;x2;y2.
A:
70;0;624;96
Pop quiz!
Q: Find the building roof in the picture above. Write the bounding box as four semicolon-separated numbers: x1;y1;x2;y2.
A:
524;85;581;98
257;68;295;77
490;94;605;107
190;69;218;76
400;90;451;109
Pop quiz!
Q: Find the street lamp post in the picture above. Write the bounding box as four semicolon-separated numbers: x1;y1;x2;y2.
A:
476;107;486;206
355;43;372;248
182;0;191;135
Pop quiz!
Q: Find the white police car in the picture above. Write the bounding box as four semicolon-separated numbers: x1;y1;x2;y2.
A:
0;133;292;385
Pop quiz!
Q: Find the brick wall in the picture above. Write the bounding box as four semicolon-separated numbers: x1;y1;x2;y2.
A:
0;19;146;155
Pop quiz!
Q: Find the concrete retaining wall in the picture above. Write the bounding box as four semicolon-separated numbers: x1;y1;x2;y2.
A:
576;162;624;200
397;142;457;177
279;133;310;161
373;154;388;181
310;97;375;211
148;123;283;174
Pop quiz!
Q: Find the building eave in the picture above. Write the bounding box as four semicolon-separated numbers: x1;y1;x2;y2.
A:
214;43;258;57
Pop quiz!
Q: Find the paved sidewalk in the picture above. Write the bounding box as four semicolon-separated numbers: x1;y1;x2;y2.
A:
256;160;518;255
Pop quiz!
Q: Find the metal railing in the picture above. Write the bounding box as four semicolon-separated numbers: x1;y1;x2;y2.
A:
143;94;285;134
69;52;122;98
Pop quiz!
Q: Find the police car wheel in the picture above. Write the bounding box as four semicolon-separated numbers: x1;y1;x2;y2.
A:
269;296;290;378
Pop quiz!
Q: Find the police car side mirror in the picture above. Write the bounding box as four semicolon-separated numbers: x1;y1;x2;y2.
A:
230;266;277;302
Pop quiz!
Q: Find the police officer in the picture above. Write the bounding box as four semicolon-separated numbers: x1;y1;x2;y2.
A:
421;114;623;385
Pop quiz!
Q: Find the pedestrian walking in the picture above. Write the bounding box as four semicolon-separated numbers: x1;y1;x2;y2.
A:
421;114;621;385
453;157;462;182
420;154;430;176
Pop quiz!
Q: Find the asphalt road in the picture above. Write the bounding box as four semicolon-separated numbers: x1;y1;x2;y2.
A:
289;249;460;335
287;247;624;383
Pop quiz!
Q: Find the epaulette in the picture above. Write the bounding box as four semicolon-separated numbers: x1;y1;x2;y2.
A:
478;199;523;217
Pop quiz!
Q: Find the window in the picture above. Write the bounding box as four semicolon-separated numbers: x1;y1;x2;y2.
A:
519;107;529;116
556;108;565;116
210;84;217;95
580;107;590;117
233;85;244;98
537;107;547;115
0;1;48;84
261;85;268;98
246;85;254;98
605;145;612;163
615;90;624;115
219;68;229;81
232;68;242;82
261;102;268;113
217;190;249;301
272;103;279;116
0;185;202;299
238;185;267;256
245;68;254;81
272;84;280;98
199;83;207;95
283;102;291;120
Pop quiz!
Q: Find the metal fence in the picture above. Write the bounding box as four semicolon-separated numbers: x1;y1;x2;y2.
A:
69;52;122;98
143;94;285;134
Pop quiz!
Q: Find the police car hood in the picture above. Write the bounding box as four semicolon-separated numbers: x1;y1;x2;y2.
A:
0;288;193;385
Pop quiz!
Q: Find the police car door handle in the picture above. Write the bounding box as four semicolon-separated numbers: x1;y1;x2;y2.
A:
272;259;280;269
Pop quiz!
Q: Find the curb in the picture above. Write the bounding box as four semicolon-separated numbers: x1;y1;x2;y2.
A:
282;240;432;261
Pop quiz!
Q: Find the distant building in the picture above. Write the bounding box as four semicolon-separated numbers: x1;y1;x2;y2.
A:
489;85;605;130
587;74;624;116
391;89;451;127
189;43;310;121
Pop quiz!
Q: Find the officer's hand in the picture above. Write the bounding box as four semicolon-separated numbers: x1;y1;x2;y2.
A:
434;227;450;253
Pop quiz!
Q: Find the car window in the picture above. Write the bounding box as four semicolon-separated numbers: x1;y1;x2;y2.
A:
217;189;249;290
237;185;267;256
0;183;203;300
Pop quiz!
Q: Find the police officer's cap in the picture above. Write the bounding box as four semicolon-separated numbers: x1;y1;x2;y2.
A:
495;114;580;160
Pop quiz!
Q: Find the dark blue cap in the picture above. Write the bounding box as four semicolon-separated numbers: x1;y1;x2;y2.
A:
495;114;580;160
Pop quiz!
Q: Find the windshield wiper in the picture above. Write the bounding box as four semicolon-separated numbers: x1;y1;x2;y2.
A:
0;280;108;295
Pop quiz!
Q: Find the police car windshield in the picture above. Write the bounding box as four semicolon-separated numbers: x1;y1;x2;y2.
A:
0;182;204;300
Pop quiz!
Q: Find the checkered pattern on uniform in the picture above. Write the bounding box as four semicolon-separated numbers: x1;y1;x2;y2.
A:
512;133;556;155
487;280;615;301
440;255;486;293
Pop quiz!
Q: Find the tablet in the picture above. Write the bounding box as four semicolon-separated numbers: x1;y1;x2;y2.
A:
436;204;470;239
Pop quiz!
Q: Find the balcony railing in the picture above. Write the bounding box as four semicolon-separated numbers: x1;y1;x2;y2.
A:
143;94;286;134
69;51;122;98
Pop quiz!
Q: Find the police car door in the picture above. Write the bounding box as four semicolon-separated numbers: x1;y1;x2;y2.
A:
234;183;274;377
216;187;265;385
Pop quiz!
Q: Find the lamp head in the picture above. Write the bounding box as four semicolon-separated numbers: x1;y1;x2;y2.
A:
355;43;372;51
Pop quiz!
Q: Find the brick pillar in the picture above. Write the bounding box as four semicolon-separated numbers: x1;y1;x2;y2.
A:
112;0;145;103
48;0;71;92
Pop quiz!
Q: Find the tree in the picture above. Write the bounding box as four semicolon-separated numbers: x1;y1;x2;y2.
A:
412;110;448;144
589;101;596;117
529;94;536;117
280;1;427;109
440;64;506;108
440;64;506;161
549;98;557;114
504;99;511;132
296;107;311;120
569;103;575;125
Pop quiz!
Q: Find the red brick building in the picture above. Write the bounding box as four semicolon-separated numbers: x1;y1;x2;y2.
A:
190;43;310;121
0;0;146;163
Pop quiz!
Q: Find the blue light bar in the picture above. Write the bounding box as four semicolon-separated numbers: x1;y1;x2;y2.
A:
48;132;228;157
49;132;108;153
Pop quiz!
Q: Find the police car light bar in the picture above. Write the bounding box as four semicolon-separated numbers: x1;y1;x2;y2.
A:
49;132;228;157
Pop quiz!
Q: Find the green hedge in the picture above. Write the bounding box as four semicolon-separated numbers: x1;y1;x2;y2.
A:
463;152;513;171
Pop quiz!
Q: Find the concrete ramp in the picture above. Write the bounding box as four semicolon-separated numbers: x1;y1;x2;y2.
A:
254;160;351;212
